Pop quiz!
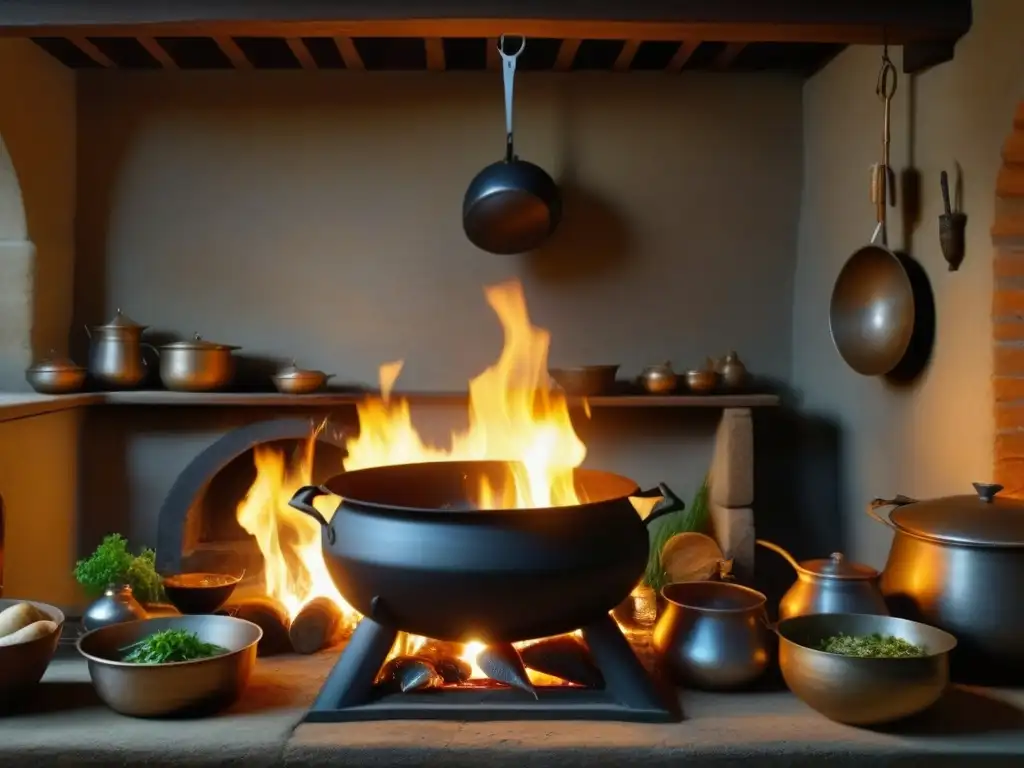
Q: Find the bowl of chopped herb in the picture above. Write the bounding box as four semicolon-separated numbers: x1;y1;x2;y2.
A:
76;614;262;718
777;612;957;726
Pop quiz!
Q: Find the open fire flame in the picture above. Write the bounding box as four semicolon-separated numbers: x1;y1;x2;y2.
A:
235;280;593;682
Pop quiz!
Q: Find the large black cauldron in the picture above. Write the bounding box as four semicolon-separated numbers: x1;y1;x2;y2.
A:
288;461;683;643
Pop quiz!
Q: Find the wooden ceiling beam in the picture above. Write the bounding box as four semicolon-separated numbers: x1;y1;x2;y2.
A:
285;37;317;69
612;40;640;72
665;40;700;73
0;0;972;46
68;36;114;67
485;37;500;70
713;42;746;70
424;37;445;71
136;36;177;68
213;36;251;68
553;39;580;71
333;36;364;69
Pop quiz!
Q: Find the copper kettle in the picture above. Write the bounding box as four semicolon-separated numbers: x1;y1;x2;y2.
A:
756;539;889;620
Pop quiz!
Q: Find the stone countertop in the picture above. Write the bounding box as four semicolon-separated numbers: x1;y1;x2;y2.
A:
2;652;1023;767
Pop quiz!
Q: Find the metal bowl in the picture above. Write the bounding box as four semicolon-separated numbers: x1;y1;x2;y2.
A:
0;599;65;709
548;365;619;396
684;369;719;393
77;615;262;718
161;572;241;615
777;612;956;726
25;354;87;395
271;371;332;394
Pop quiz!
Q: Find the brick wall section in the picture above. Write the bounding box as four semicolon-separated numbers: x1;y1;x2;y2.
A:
993;101;1024;496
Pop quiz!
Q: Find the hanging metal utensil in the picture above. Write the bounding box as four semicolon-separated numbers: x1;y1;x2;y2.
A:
462;36;562;255
830;47;917;377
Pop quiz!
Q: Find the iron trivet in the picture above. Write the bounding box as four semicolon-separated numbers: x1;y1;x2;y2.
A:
303;613;680;723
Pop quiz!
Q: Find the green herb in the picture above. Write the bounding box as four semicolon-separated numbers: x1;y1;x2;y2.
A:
74;534;164;604
120;629;228;664
818;632;926;658
644;475;710;591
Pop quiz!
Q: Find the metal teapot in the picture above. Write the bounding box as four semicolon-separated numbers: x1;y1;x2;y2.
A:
756;539;889;621
85;308;150;389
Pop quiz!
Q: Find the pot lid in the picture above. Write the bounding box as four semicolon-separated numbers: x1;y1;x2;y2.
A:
886;482;1024;547
275;360;326;379
96;308;146;330
800;551;878;580
29;349;84;373
161;333;240;351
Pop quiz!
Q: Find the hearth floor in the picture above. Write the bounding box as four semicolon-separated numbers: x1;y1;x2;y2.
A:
0;646;1022;767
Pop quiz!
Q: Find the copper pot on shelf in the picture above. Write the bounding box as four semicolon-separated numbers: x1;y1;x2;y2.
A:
157;334;240;392
84;309;150;389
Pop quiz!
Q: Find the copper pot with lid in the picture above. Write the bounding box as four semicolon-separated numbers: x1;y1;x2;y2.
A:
756;539;888;621
868;482;1024;680
157;333;240;392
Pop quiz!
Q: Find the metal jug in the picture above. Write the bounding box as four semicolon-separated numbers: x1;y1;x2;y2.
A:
85;308;149;389
756;539;889;621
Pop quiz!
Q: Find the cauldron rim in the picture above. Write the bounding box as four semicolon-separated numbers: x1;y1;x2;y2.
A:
318;459;642;516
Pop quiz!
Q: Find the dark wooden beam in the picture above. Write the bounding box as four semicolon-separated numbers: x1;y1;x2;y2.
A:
553;39;580;71
666;40;700;72
485;37;500;69
902;39;956;75
137;36;177;68
612;40;641;72
285;37;317;69
213;36;251;68
69;36;113;67
0;1;972;46
424;37;445;71
713;42;746;70
333;36;364;69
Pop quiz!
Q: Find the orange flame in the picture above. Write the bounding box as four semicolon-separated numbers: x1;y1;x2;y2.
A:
235;280;589;675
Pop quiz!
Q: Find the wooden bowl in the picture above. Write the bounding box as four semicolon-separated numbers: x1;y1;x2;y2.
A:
0;598;65;711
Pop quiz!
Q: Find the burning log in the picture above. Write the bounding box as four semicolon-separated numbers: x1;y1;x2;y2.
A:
289;597;348;654
477;642;538;699
231;596;292;656
519;635;604;688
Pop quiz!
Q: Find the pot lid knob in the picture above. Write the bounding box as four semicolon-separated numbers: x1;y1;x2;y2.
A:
973;482;1004;503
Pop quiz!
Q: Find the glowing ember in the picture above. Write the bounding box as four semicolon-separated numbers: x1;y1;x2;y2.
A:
235;279;593;681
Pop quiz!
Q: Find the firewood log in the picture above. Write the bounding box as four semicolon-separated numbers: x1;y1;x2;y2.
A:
230;596;292;656
288;597;347;654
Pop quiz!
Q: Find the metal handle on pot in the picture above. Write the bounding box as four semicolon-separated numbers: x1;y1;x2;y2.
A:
633;483;686;527
866;495;918;528
289;485;334;529
498;35;525;162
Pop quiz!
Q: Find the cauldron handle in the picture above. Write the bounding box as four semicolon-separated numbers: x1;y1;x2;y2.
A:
634;483;686;527
289;485;333;528
866;495;917;529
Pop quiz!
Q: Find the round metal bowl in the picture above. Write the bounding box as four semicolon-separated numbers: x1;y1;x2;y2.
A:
76;615;262;718
161;572;241;615
777;612;956;726
0;599;65;710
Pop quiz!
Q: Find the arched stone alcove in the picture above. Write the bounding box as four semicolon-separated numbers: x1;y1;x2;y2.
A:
0;133;33;390
993;102;1024;496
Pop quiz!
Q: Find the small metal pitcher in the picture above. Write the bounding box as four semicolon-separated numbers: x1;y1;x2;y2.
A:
83;583;148;631
756;539;889;621
653;581;771;691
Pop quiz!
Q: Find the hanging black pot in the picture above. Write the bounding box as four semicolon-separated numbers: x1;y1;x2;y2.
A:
462;36;562;255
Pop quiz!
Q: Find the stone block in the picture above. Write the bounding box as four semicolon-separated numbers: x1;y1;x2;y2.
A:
0;240;34;391
709;502;754;582
709;407;753;508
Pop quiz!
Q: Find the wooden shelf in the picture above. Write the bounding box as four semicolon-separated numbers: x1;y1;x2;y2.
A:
100;390;780;408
